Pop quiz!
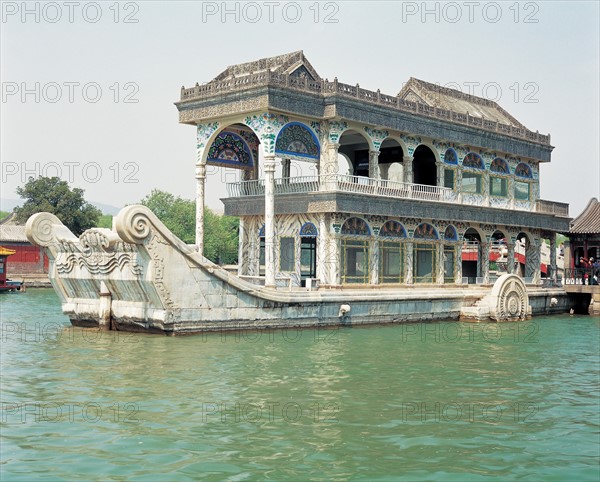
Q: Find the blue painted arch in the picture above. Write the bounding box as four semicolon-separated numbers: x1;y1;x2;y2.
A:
275;122;320;160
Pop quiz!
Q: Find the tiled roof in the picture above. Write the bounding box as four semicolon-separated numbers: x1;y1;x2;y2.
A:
569;198;600;234
397;77;526;129
0;224;28;242
212;50;321;82
0;214;28;242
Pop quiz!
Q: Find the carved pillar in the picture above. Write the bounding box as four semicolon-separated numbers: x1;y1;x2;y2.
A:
508;176;515;209
436;161;444;187
321;143;340;190
437;242;445;284
264;156;276;287
549;233;557;282
282;158;291;179
454;244;462;284
456;167;463;203
403;155;414;184
483;171;491;207
369;150;380;179
405;242;414;284
238;217;246;276
317;214;328;284
195;163;206;253
507;240;516;275
528;238;542;284
481;241;490;284
370;237;379;285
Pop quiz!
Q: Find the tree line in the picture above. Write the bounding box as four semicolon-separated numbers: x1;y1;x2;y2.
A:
10;177;239;264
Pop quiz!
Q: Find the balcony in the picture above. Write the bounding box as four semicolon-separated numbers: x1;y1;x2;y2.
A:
225;175;568;216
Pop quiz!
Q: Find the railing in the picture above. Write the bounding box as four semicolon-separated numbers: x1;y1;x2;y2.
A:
563;268;599;285
225;175;567;215
180;71;551;146
535;199;570;217
227;175;453;202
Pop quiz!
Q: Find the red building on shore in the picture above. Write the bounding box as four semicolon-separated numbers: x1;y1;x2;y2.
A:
0;213;49;281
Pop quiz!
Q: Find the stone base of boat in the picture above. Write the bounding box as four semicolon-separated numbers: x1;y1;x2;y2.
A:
25;206;570;335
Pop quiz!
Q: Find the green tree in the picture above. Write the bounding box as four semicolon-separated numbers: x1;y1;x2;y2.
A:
14;176;101;235
140;189;196;244
98;214;113;228
140;189;238;264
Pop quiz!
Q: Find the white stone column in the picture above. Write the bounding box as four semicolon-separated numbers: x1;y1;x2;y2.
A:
405;242;414;284
454;244;462;284
549;233;557;282
195;163;206;253
370;237;379;285
237;217;246;276
437;242;445;284
321;143;340;190
317;214;328;284
481;241;490;284
507;240;516;275
369;150;380;179
264;156;277;287
403;155;414;184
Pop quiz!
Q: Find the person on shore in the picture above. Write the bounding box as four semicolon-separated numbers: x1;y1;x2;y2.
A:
591;258;600;285
579;257;589;284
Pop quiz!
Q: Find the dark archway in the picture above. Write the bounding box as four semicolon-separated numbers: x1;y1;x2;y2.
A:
413;145;437;186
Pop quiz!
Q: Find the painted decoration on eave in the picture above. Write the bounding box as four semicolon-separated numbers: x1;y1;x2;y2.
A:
275;122;320;161
207;131;254;170
413;223;439;240
463;152;485;170
444;148;458;165
490;157;510;174
515;162;532;178
380;221;407;238
341;217;371;236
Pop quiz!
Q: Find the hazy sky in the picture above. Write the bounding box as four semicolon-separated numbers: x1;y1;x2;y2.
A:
1;1;599;217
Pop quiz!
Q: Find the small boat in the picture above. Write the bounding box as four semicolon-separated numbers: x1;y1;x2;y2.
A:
0;247;24;292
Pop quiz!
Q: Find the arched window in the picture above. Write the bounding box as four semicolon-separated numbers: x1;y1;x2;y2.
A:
462;153;484;194
341;218;370;284
413;223;438;283
515;163;533;201
490;157;510;197
379;221;406;284
443;149;458;189
299;223;318;281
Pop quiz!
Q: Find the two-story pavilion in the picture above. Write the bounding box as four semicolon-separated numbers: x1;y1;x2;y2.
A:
175;51;570;290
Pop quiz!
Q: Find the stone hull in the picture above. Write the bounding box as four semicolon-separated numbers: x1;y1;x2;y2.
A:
25;207;568;335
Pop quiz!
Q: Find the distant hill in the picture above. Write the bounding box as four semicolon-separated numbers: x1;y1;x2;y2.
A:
1;198;121;216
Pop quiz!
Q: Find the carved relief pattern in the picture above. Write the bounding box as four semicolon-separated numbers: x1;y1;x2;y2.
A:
56;229;142;276
328;121;348;143
197;122;220;164
364;126;389;150
496;277;529;320
399;135;421;156
244;113;289;155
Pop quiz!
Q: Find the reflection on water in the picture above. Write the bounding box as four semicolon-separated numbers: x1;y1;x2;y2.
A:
1;289;599;481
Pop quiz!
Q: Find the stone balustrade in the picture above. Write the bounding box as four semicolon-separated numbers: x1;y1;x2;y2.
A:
180;72;551;146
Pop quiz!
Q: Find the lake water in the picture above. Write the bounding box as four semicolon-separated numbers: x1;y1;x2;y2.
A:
1;289;599;481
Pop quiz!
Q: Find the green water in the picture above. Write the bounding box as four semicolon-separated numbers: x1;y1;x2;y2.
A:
1;289;599;481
